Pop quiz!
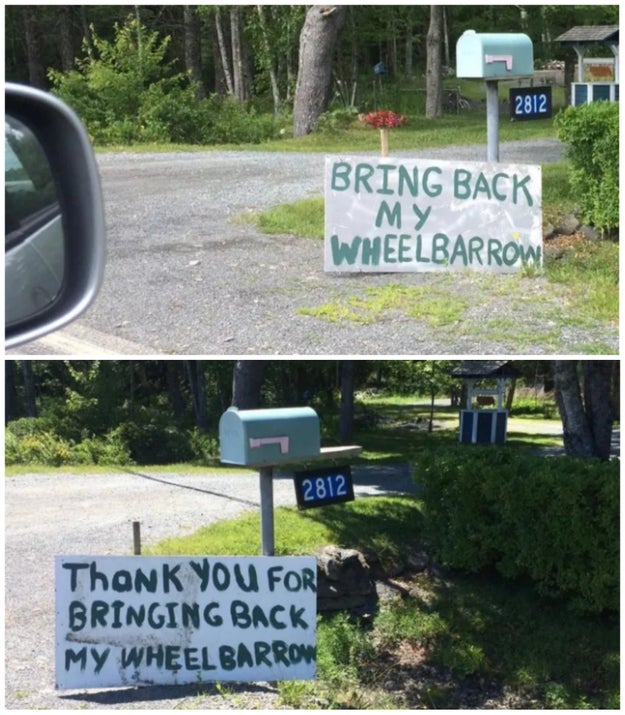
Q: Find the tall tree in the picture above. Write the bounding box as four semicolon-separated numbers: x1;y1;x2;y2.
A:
184;360;209;432
230;6;247;101
255;5;281;117
293;5;347;137
425;5;443;118
232;360;267;409
22;361;38;418
214;7;234;96
338;361;355;443
5;361;19;424
23;6;46;88
553;360;616;460
183;5;205;99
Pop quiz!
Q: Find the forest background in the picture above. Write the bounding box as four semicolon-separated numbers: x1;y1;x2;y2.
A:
5;4;620;146
5;359;619;466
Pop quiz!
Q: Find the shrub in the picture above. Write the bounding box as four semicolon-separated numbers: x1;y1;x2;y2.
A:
69;433;133;466
49;16;279;147
188;428;219;465
418;446;619;612
5;418;133;466
112;413;194;464
198;95;279;144
554;102;619;233
5;420;72;466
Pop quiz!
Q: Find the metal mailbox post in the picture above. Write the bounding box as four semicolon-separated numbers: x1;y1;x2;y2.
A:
456;30;534;161
219;407;361;555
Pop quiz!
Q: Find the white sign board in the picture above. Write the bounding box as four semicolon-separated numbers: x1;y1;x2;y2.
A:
325;156;542;273
55;555;317;689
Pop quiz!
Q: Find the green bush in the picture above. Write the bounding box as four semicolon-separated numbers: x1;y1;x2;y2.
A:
110;406;209;464
188;428;219;464
49;15;279;146
69;433;133;466
418;446;619;612
554;102;619;233
5;418;133;466
5;423;72;466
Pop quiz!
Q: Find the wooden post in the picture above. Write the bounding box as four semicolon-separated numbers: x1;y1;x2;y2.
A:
133;521;141;555
380;128;389;157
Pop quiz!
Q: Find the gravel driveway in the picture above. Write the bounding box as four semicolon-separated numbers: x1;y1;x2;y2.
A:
12;139;616;357
5;464;414;709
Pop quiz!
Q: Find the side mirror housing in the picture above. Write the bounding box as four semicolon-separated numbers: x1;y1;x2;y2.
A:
5;83;105;348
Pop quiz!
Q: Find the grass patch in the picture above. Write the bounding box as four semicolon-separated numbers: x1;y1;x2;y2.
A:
299;284;468;327
542;162;576;225
4;463;254;477
545;237;619;324
146;496;424;570
96;111;557;156
255;197;325;239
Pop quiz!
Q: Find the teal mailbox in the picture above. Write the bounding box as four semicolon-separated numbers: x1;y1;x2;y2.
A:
456;30;533;79
219;406;321;466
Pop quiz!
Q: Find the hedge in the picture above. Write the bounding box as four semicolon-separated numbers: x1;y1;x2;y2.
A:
554;102;619;234
417;446;619;613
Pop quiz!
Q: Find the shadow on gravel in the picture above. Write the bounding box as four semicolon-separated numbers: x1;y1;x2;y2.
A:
122;468;258;507
59;680;277;706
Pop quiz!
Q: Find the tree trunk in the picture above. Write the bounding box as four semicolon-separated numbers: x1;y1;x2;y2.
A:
232;361;267;409
230;6;246;101
257;5;281;117
22;361;38;417
582;361;615;461
215;7;234;96
553;360;614;459
339;361;355;443
185;361;208;432
505;377;517;411
293;5;347;137
57;6;74;72
166;361;186;422
23;6;46;88
183;5;205;100
425;5;443;118
79;6;94;58
5;361;19;424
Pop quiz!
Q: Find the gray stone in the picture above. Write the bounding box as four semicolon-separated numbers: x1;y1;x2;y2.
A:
579;224;600;241
555;213;580;236
316;545;377;616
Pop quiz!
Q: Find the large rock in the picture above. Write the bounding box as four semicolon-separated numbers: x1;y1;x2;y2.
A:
316;545;431;617
316;545;377;617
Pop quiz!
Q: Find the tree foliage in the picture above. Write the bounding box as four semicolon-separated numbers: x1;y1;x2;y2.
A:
5;360;618;467
6;4;619;142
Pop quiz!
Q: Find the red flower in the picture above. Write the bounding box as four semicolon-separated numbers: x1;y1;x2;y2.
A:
364;110;407;129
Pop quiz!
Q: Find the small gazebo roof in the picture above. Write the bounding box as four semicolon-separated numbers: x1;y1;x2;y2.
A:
451;360;521;380
555;25;619;45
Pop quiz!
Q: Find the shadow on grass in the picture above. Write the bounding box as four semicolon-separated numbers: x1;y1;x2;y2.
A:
296;496;425;564
416;570;620;709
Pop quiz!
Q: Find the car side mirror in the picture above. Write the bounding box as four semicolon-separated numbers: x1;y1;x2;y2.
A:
5;83;105;349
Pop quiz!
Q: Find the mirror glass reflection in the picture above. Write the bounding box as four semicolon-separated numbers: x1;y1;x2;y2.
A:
5;115;64;327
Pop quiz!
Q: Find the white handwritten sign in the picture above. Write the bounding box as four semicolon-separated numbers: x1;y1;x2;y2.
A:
55;555;317;689
324;156;542;273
